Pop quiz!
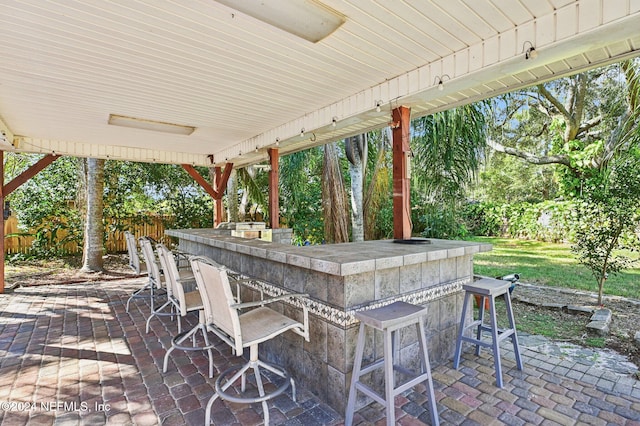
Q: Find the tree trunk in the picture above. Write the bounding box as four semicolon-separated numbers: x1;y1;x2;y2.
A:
80;158;105;272
322;143;350;243
227;169;239;222
238;188;248;221
346;135;367;241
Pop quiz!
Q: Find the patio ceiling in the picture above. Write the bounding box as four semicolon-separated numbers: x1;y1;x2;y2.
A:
0;1;639;168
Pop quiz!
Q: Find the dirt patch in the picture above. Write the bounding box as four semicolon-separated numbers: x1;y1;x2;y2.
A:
512;284;640;370
5;254;138;288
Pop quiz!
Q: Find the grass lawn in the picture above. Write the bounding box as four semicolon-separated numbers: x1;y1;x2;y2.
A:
466;236;640;300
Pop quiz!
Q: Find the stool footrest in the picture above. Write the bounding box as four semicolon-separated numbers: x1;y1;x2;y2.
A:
462;319;483;330
461;327;516;347
356;359;384;377
354;370;431;405
495;328;515;343
355;360;418;380
171;331;215;352
460;335;492;348
354;382;386;406
394;372;432;396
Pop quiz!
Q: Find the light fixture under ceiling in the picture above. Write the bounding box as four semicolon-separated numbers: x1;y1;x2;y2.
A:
215;0;345;43
434;75;450;91
108;114;195;135
523;41;538;60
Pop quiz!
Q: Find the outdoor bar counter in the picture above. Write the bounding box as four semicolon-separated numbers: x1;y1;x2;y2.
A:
166;228;492;413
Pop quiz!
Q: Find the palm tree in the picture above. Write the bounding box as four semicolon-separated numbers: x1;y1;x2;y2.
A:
412;104;486;201
363;128;392;240
411;104;487;237
279;148;324;244
80;157;105;272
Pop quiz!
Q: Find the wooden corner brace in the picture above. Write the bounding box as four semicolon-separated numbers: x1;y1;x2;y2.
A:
181;163;233;200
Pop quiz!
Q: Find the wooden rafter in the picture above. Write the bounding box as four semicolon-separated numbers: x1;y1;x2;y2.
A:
181;163;233;200
4;154;59;196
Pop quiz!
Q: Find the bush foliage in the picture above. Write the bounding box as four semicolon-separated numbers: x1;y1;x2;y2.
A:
461;200;577;242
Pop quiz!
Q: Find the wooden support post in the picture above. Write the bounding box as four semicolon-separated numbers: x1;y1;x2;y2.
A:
182;163;233;227
0;151;4;294
268;148;279;229
392;106;412;240
214;167;223;227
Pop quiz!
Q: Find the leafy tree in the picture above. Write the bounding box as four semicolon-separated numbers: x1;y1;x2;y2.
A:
235;166;268;222
8;157;214;259
571;149;640;305
137;163;214;229
363;128;393;240
279;148;324;244
487;60;640;197
9;154;82;258
411;104;487;238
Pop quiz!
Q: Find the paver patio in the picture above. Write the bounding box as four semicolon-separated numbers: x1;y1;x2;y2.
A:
0;277;639;425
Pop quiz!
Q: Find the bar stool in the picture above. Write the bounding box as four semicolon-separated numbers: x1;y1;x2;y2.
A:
345;301;439;426
453;278;523;388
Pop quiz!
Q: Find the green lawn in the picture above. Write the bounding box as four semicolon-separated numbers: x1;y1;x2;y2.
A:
466;236;640;300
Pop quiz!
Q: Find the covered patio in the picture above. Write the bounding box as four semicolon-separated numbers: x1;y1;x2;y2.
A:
2;1;640;425
0;276;638;425
2;1;640;247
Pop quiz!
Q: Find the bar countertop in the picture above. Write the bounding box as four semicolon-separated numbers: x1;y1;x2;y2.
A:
166;228;491;277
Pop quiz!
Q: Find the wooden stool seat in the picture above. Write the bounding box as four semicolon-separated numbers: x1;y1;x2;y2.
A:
453;278;523;388
345;301;439;426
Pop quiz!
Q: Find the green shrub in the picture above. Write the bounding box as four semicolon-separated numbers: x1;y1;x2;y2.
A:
462;200;577;242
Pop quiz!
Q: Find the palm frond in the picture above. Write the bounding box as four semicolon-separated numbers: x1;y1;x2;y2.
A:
412;104;487;203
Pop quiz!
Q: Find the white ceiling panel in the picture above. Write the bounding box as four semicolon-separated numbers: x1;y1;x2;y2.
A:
0;0;638;167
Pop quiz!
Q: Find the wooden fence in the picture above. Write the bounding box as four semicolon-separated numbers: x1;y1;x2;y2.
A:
4;215;174;256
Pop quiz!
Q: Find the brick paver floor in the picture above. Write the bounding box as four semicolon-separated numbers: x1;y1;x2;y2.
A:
0;278;639;425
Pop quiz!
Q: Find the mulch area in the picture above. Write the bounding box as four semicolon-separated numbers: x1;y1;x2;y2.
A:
512;283;640;369
5;254;137;289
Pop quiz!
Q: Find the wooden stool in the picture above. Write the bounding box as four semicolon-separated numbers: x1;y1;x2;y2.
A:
453;278;523;388
345;301;439;426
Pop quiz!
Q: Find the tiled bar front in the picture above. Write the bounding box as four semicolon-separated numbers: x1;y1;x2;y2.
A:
166;229;491;413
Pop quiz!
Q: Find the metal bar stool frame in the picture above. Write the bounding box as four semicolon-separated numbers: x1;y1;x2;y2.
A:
160;250;215;378
148;243;196;334
190;256;310;426
124;231;148;312
127;236;166;314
